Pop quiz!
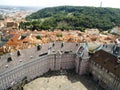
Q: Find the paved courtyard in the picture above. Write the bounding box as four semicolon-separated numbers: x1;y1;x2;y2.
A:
23;70;103;90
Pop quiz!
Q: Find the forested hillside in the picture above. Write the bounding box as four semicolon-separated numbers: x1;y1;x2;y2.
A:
19;6;120;31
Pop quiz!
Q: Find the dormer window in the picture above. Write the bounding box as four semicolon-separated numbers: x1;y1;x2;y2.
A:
5;65;8;68
30;56;33;59
76;43;79;46
19;60;22;62
17;50;21;56
52;43;55;47
7;57;12;62
37;45;41;51
61;42;64;48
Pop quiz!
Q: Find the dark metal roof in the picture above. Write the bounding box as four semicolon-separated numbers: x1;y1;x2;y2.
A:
90;50;120;78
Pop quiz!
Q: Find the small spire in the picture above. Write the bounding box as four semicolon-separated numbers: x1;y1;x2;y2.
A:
100;1;102;7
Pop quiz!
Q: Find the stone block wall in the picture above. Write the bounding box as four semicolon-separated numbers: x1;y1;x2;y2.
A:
0;53;77;90
0;42;89;90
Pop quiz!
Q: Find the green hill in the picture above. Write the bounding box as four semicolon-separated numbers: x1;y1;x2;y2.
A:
20;6;120;31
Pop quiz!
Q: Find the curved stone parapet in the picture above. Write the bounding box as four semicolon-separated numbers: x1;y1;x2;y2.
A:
0;42;88;90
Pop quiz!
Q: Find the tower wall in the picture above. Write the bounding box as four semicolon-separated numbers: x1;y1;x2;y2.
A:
75;56;89;75
79;60;89;75
75;56;81;74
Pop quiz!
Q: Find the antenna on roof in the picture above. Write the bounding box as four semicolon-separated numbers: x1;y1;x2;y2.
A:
100;1;102;7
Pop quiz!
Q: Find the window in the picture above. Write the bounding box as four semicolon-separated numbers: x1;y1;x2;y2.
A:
96;64;99;67
99;65;102;69
99;65;101;68
17;50;21;56
95;53;99;57
106;45;107;48
103;61;106;64
52;50;55;53
48;47;51;50
64;51;69;54
61;51;63;53
106;70;109;73
7;57;12;62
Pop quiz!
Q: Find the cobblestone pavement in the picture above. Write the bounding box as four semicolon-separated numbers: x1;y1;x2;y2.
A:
23;70;103;90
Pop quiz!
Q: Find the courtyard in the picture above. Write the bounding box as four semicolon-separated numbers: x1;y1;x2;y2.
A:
23;70;103;90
